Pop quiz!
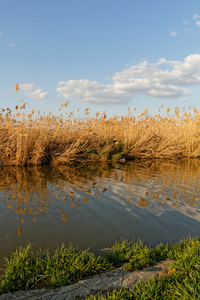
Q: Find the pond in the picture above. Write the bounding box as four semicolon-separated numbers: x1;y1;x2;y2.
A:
1;159;200;271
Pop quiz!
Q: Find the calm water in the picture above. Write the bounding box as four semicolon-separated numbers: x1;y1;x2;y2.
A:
1;159;200;270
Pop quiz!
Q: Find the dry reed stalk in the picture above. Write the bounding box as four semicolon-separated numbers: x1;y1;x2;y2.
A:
1;104;200;165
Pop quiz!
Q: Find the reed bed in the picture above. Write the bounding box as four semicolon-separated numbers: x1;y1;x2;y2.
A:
1;102;200;165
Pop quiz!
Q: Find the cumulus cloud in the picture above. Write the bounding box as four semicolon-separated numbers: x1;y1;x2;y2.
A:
193;14;200;19
193;14;200;27
19;83;35;91
56;80;129;104
195;21;200;27
170;31;178;37
179;97;188;102
19;83;48;100
56;54;200;104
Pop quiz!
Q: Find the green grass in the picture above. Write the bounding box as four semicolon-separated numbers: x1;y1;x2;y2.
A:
0;243;112;294
102;239;171;271
87;238;200;300
1;237;200;298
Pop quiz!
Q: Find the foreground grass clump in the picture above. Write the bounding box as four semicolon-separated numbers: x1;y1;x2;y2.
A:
102;239;171;271
87;238;200;300
0;243;112;294
1;102;200;165
1;237;200;296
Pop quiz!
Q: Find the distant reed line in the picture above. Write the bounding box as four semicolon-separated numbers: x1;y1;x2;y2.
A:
1;102;200;165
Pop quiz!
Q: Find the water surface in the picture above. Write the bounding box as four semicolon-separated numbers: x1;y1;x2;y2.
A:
1;159;200;270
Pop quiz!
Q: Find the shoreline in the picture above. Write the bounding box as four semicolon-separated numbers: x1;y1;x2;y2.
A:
0;237;200;298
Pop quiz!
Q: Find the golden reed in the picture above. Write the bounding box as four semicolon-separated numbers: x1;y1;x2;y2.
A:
0;86;200;165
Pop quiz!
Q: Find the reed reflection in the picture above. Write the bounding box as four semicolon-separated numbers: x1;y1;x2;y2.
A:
0;159;200;237
0;164;114;236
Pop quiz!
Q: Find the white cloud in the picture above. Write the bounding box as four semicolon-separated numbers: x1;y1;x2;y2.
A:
57;80;129;104
193;14;200;19
184;27;193;33
56;54;200;104
0;32;3;36
19;83;48;100
183;20;189;25
179;97;188;102
195;21;200;27
9;43;16;48
170;31;178;37
19;83;35;91
194;14;200;26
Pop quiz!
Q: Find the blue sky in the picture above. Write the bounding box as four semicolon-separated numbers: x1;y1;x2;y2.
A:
1;0;200;118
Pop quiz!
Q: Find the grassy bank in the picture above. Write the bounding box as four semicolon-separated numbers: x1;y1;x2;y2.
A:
87;238;200;300
1;237;200;298
1;103;200;165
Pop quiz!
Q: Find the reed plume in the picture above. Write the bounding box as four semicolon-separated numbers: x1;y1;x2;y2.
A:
1;102;200;166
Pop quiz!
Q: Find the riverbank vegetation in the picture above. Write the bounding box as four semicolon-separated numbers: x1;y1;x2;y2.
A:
1;102;200;165
0;237;200;298
87;237;200;299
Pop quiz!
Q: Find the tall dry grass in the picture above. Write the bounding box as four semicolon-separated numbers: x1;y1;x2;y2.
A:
1;101;200;165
